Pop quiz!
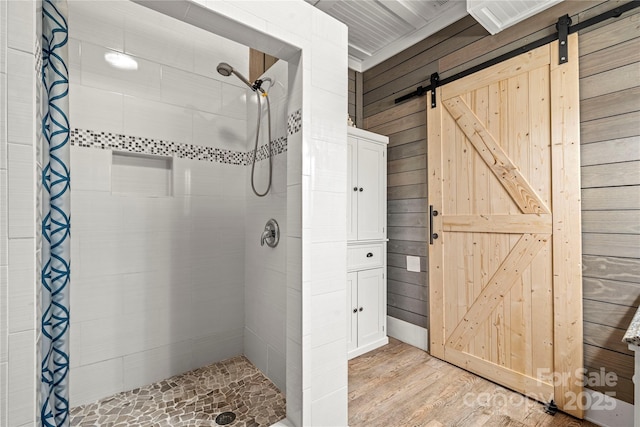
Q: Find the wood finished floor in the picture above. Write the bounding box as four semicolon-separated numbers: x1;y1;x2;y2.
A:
348;338;598;427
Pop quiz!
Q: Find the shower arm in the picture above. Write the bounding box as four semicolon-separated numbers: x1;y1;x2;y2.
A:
230;69;254;90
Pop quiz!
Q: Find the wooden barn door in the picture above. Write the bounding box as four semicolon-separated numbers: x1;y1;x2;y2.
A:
428;35;583;418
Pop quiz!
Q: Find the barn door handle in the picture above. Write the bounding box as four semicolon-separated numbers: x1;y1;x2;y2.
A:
429;205;439;245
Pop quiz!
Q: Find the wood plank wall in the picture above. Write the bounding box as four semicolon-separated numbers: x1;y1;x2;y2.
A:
249;48;278;82
360;0;640;403
349;69;356;121
349;69;364;127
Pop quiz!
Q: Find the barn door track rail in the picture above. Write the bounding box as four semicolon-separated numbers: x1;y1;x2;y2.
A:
394;1;640;106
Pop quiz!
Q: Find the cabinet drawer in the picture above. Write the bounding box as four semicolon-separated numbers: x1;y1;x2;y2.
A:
348;244;383;271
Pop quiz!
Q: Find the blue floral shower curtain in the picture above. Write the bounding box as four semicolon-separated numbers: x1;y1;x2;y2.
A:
41;0;71;426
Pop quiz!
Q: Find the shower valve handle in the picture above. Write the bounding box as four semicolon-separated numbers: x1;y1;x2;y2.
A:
261;219;280;248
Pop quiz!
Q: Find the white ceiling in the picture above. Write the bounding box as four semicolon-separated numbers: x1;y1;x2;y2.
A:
306;0;565;73
305;0;469;72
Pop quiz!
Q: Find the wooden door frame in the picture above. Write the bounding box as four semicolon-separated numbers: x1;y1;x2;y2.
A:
427;35;583;418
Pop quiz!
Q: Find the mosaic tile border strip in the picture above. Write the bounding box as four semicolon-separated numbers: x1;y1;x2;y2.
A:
70;129;249;165
287;109;301;136
248;136;287;163
69;108;301;166
69;130;287;166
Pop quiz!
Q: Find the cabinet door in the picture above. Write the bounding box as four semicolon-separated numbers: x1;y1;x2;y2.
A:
356;268;385;348
347;137;358;241
347;272;358;353
356;141;385;240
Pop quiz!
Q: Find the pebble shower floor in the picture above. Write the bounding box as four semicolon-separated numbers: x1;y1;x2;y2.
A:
69;356;286;427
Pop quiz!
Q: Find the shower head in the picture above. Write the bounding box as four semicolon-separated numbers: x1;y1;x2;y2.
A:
216;62;233;77
216;62;255;91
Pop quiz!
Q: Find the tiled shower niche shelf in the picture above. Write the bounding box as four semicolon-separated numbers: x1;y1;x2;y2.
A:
111;151;173;197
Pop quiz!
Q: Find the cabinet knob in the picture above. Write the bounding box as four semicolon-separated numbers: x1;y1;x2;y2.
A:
432;233;439;240
353;308;358;314
353;187;358;191
359;187;364;192
366;252;373;258
359;307;364;312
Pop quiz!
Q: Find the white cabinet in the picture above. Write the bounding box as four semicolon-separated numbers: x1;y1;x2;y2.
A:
347;127;388;360
347;268;386;356
347;272;357;353
347;128;386;242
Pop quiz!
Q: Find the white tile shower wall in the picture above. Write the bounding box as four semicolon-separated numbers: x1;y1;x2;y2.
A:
271;14;350;419
66;0;250;406
69;149;247;405
36;3;44;422
244;60;288;393
2;0;38;425
286;54;305;427
2;0;349;424
68;0;250;149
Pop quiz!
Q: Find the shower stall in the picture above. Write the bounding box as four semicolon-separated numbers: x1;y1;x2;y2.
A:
61;0;290;422
1;0;349;426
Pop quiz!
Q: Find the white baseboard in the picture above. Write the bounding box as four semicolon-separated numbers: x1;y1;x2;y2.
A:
583;389;634;427
348;337;389;360
386;316;429;351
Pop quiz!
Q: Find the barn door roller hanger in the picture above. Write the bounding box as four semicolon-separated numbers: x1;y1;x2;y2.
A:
556;14;571;64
